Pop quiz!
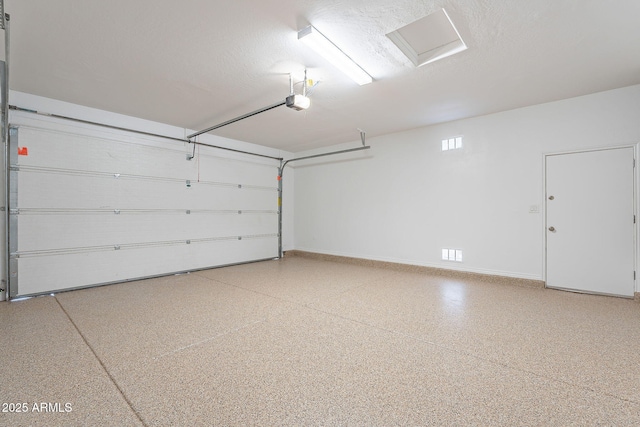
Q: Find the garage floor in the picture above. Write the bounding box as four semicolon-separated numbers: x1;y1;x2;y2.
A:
1;255;639;426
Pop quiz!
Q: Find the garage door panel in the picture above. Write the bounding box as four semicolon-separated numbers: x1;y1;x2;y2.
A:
17;172;192;209
15;236;278;296
189;186;277;210
18;127;278;188
9;124;280;297
18;127;197;179
197;158;276;187
17;172;277;210
17;213;278;251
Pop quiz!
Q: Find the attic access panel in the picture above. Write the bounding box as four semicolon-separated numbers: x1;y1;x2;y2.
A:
387;8;467;67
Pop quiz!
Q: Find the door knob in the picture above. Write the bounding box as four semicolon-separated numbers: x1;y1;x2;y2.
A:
548;226;556;232
548;195;554;200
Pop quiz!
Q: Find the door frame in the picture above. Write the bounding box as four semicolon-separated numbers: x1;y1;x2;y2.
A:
543;144;637;296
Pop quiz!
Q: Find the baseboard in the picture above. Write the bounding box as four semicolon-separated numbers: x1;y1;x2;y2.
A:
284;250;545;289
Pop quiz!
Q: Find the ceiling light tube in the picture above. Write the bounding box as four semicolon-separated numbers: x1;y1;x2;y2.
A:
298;25;373;86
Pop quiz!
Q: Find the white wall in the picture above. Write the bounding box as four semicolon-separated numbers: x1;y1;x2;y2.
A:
294;84;640;287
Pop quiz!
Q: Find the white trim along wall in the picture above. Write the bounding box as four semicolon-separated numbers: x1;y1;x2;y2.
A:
293;84;640;292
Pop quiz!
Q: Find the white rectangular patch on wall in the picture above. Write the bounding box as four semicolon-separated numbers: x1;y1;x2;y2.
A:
442;248;463;262
442;136;462;151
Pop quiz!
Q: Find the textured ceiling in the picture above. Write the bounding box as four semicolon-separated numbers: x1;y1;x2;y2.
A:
6;0;640;152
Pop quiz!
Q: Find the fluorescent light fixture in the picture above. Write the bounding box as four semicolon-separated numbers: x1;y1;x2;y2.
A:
286;94;311;110
298;25;373;85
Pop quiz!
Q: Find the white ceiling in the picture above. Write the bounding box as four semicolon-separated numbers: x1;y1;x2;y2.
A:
6;0;640;152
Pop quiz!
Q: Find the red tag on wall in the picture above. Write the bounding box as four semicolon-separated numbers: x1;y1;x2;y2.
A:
18;147;28;156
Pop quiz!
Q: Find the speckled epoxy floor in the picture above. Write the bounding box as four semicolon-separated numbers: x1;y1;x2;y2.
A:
1;256;639;426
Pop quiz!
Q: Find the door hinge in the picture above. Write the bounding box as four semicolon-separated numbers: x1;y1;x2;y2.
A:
634;271;636;280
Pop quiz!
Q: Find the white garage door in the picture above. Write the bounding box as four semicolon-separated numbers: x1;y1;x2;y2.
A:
8;122;279;298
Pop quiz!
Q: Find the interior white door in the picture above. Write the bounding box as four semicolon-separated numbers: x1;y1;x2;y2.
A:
546;147;635;297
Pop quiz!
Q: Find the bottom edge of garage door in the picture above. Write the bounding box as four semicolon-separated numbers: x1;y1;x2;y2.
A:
9;256;279;300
